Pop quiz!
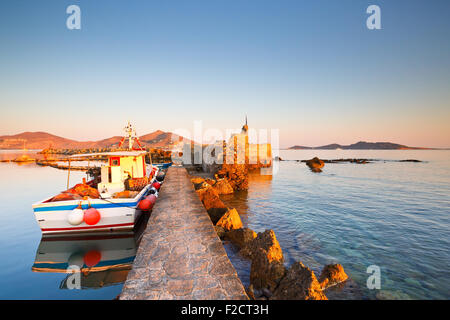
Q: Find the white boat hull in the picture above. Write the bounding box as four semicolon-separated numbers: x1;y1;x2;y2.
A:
32;184;152;234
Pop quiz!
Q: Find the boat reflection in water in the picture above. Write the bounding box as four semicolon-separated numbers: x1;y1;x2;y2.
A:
31;215;148;290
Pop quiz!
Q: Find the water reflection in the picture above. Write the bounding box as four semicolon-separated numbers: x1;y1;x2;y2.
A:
220;172;272;219
31;215;148;290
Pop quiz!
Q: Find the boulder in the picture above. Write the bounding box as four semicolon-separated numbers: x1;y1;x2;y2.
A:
240;229;283;262
214;225;226;239
271;262;328;300
195;181;212;191
196;187;228;224
305;157;324;171
217;164;248;191
224;228;257;249
207;207;229;225
191;176;205;185
212;178;234;195
250;248;287;291
215;208;243;231
233;229;285;291
191;177;209;190
196;187;223;210
318;264;348;289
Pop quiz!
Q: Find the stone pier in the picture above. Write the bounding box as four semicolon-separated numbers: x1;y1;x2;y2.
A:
120;166;248;300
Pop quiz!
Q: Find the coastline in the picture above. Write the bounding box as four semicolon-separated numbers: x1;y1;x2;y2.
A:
0;149;448;299
187;159;349;300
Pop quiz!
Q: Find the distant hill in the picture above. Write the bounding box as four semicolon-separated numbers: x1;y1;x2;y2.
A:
139;130;187;149
0;133;436;151
0;130;190;150
288;141;433;150
288;145;313;150
0;132;93;150
93;136;123;148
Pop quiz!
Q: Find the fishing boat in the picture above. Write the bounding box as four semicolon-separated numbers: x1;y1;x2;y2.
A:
32;123;164;234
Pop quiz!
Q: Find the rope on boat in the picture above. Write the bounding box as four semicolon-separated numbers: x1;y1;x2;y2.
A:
92;168;160;210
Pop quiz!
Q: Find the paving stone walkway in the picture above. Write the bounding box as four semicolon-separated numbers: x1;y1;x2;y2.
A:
120;166;248;300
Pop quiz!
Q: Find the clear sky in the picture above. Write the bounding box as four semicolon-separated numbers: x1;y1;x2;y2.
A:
0;0;449;148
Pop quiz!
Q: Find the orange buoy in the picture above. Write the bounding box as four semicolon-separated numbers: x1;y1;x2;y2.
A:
138;198;152;211
83;208;101;225
84;250;101;267
152;181;161;190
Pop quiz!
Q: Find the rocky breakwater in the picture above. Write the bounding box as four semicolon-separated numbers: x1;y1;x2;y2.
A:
234;228;348;300
192;176;242;228
190;175;348;300
215;164;249;191
241;230;286;294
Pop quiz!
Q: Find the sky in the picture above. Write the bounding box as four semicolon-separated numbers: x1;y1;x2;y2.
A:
0;0;449;148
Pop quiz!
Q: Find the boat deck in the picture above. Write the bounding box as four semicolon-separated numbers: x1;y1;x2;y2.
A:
120;166;248;300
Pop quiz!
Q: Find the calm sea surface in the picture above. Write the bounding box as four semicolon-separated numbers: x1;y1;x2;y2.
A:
223;150;450;300
0;153;145;299
0;150;449;299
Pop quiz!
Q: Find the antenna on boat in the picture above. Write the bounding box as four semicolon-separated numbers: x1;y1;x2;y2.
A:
124;121;136;150
118;121;145;151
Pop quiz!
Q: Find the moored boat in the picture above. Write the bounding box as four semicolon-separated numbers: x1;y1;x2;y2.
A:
32;123;164;234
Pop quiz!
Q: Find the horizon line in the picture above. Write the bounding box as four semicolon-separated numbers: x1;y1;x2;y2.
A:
0;129;449;150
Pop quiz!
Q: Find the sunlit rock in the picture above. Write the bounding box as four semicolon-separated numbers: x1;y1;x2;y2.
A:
305;157;325;172
212;178;234;195
224;228;257;249
216;208;243;231
318;264;348;289
196;186;227;224
240;229;283;262
250;247;287;291
271;262;328;300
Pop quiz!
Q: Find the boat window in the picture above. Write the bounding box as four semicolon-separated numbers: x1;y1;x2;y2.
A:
110;157;120;166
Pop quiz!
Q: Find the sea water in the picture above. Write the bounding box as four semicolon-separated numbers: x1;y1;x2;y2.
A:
222;150;450;299
0;150;448;299
0;158;133;299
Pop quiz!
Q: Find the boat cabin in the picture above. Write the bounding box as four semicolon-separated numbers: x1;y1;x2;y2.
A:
70;151;148;195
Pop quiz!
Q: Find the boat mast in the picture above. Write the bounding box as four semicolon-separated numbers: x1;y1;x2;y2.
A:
124;121;137;150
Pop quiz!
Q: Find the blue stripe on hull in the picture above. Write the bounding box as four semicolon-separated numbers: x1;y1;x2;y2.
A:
34;202;139;212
